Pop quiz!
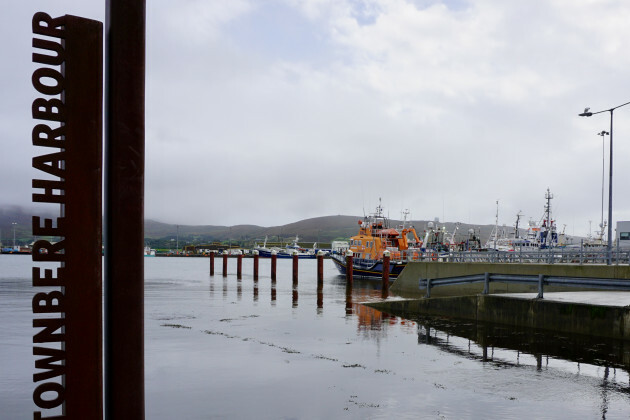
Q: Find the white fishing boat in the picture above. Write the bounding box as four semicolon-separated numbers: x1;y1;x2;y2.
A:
485;189;567;252
254;235;316;259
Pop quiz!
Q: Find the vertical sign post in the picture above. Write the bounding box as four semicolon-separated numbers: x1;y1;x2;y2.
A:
105;0;146;419
31;12;103;419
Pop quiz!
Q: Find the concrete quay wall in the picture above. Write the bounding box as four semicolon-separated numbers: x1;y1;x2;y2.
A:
367;295;630;340
390;262;630;298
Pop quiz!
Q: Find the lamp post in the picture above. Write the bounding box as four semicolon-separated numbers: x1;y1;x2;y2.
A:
579;101;630;264
597;130;609;242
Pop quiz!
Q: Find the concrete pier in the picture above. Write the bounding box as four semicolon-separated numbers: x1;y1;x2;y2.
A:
367;262;630;340
391;262;630;297
367;292;630;340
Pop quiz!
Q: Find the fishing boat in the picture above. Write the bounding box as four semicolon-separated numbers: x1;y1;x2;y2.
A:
330;203;425;279
484;202;520;251
254;235;316;259
515;188;562;250
485;189;568;252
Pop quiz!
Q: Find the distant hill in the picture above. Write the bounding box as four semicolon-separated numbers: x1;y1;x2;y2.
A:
0;206;46;246
143;215;362;245
0;205;527;249
143;215;509;249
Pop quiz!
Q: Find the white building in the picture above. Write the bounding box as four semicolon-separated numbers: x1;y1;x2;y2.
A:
616;221;630;249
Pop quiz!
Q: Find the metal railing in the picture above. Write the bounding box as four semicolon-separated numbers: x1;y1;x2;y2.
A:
391;247;630;265
419;272;630;298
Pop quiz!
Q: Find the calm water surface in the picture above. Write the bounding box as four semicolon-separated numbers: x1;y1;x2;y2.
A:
1;254;630;419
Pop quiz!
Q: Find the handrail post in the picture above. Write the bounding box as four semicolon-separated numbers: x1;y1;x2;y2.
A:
483;272;490;294
616;241;620;265
537;274;544;299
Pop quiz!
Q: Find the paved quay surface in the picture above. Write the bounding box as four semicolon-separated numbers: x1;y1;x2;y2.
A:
496;291;630;307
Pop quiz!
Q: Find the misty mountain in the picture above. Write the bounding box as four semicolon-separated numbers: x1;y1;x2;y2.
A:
1;205;522;248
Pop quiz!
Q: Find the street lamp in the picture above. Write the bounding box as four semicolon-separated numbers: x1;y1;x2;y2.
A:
597;130;609;243
579;101;630;264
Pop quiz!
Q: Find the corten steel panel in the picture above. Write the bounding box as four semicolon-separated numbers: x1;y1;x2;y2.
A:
104;0;146;418
63;15;104;419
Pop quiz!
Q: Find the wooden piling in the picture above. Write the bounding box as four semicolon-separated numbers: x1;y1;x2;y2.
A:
209;251;215;276
317;251;324;286
253;250;259;281
345;250;353;285
292;251;299;287
382;250;390;292
237;252;243;280
271;250;277;282
222;253;228;277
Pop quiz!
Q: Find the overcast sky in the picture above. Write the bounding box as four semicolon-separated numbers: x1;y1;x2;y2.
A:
3;1;630;236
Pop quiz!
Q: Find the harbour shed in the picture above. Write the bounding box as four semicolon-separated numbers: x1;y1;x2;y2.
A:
617;221;630;249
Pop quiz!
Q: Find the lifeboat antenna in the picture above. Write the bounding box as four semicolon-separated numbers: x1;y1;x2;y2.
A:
401;209;410;229
376;197;384;218
514;211;523;238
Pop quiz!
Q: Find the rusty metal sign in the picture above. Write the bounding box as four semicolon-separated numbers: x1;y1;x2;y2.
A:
31;12;103;420
104;1;146;418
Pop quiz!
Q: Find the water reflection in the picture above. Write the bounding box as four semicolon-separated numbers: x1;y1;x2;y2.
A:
414;316;630;372
413;315;630;419
316;285;323;313
345;283;353;316
205;262;630;420
292;288;298;308
8;255;630;418
253;280;258;302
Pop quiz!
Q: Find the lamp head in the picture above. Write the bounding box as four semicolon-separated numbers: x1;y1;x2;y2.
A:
579;107;592;117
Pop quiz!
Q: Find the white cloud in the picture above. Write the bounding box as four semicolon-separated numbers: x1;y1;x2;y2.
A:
4;0;630;235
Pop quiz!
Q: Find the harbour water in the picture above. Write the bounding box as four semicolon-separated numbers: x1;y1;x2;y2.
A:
2;254;630;418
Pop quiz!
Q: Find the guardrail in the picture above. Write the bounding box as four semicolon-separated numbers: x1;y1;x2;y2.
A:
391;247;630;265
419;272;630;298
